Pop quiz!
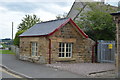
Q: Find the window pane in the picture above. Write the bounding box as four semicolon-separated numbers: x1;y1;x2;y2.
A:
32;43;35;46
36;43;37;46
62;48;64;52
69;48;71;52
69;43;72;47
62;43;64;47
69;53;71;57
66;43;72;57
66;43;69;47
59;48;61;52
31;42;37;56
66;47;68;52
59;53;61;57
66;53;68;57
32;52;35;56
62;53;64;57
59;43;62;47
32;47;35;51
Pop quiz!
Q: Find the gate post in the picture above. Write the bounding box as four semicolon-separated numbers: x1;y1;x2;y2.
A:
111;12;120;78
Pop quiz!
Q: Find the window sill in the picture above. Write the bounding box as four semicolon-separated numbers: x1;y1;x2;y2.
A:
28;56;40;60
56;58;76;62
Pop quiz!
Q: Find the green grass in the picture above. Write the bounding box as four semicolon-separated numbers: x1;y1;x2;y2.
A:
0;50;15;55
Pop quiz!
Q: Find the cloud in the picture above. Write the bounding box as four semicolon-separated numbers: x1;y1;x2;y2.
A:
0;0;75;2
0;2;73;13
0;6;25;39
0;2;74;39
0;2;39;12
31;9;56;21
34;3;72;15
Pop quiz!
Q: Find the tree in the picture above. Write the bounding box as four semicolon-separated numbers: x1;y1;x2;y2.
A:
76;2;117;40
56;13;67;19
14;14;41;46
18;14;41;31
14;30;25;46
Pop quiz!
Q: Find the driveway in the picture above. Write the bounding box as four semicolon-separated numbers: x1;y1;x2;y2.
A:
1;54;84;78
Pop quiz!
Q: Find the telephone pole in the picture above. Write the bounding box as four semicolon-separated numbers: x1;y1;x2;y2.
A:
111;1;120;78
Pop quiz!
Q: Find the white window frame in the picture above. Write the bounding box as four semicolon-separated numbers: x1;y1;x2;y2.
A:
59;43;72;58
31;42;38;56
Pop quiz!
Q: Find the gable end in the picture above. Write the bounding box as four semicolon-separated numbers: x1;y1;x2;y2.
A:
48;18;88;38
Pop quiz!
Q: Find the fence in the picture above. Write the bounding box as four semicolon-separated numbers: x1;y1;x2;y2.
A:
97;40;115;63
10;45;20;58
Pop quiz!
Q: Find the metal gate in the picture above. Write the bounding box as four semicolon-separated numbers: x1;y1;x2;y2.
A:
97;40;115;63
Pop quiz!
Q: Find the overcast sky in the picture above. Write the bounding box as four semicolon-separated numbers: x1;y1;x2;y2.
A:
0;0;119;39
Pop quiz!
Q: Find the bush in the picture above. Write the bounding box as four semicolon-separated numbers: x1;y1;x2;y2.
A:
14;30;25;46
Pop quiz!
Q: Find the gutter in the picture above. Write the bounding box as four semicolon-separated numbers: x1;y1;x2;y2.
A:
48;38;51;64
92;44;95;63
92;41;98;63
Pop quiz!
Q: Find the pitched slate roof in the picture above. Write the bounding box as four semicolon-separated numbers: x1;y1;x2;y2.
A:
19;18;88;38
67;1;87;20
67;0;117;20
19;18;68;37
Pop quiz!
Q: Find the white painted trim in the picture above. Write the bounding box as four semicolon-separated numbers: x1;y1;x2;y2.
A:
59;43;72;58
31;42;38;56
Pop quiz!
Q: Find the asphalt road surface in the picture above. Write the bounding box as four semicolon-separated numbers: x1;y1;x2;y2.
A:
2;54;83;78
0;53;22;78
0;67;22;78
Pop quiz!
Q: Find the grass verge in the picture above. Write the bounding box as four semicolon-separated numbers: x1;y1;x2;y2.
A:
0;50;15;55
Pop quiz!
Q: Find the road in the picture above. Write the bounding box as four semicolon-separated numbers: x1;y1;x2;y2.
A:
0;67;22;78
0;52;21;78
1;54;83;78
0;53;23;78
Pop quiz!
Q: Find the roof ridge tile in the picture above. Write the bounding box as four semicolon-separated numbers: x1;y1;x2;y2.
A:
37;17;69;24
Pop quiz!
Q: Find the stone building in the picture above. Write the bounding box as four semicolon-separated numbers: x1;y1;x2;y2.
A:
19;18;95;64
67;0;117;20
111;12;120;78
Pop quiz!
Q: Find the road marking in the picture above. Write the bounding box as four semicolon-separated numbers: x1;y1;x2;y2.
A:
0;64;32;78
0;68;22;78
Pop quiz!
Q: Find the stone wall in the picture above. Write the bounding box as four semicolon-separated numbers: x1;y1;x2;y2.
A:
10;45;19;58
20;37;49;64
49;23;95;63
